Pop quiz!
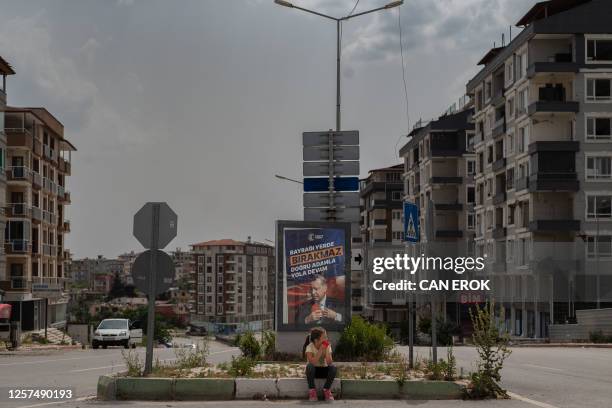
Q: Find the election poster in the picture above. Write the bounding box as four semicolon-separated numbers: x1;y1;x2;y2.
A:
276;221;351;331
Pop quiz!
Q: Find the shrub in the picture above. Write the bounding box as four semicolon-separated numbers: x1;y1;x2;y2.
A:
238;331;261;360
228;356;256;377
121;349;143;377
174;340;209;369
233;333;242;347
261;330;276;359
445;346;457;381
335;316;394;361
589;330;612;343
417;316;459;346
465;301;511;399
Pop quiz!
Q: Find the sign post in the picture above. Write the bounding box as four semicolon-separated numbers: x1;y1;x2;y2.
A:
133;202;177;375
403;201;420;368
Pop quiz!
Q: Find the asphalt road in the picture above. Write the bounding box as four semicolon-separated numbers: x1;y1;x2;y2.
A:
0;343;610;408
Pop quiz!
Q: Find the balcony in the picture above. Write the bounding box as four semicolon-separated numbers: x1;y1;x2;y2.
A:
5;203;31;218
0;278;31;292
493;227;507;239
6;128;33;149
529;175;579;192
491;90;505;108
58;158;71;175
493;191;506;205
63;220;71;232
516;177;529;191
528;100;579;115
32;172;42;189
5;240;31;254
31;207;42;223
492;157;506;172
435;230;463;239
43;145;57;162
43;211;57;225
529;220;580;232
7;166;31;182
63;191;71;204
57;185;65;199
434;203;463;211
527;59;578;79
33;139;42;157
492;120;505;139
429;176;462;185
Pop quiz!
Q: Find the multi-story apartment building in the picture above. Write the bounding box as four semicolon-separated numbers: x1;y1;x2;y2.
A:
359;164;408;327
69;255;128;294
0;56;15;286
2;105;75;331
190;238;274;334
399;109;476;332
462;0;612;338
117;251;139;285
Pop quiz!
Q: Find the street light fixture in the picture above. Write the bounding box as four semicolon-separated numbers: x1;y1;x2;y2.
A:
274;174;303;185
274;0;403;131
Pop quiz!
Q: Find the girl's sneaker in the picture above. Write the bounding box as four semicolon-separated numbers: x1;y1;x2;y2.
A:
323;388;334;401
308;388;318;401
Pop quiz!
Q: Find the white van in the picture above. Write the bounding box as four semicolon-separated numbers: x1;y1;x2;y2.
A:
92;318;142;349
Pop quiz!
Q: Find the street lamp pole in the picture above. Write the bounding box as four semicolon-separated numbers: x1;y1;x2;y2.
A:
274;0;403;131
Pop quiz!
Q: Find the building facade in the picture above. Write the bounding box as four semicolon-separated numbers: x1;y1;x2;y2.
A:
190;238;274;334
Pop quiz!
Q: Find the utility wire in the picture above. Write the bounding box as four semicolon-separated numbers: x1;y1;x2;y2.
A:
347;0;360;16
394;3;410;160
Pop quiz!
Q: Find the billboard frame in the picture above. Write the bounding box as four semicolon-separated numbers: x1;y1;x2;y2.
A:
275;220;351;333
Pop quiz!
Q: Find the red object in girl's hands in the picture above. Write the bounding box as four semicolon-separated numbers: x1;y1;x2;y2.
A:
322;340;330;348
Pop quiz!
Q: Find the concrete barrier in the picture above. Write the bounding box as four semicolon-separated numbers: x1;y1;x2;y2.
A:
116;378;173;400
174;378;234;400
235;378;278;399
96;375;116;401
341;379;464;400
277;378;341;399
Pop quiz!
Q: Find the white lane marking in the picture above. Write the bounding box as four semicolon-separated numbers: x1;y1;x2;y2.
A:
16;395;94;408
523;364;564;372
508;391;562;408
0;354;117;367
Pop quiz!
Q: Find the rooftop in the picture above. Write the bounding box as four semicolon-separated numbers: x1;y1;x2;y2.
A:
0;56;15;75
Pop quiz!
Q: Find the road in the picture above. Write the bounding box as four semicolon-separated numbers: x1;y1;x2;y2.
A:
0;343;610;408
397;345;612;408
0;338;240;408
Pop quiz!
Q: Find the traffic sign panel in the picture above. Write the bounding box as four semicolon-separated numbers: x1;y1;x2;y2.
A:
303;161;359;177
303;177;359;192
303;192;360;207
404;202;420;243
132;249;175;295
304;207;360;222
303;145;359;161
133;202;178;249
302;131;359;147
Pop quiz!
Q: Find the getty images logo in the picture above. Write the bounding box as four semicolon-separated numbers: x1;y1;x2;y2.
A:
308;232;324;242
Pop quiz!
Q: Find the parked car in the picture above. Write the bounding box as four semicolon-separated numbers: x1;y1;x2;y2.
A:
186;325;207;336
92;319;142;349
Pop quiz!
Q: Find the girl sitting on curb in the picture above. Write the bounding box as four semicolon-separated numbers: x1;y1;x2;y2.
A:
302;327;337;401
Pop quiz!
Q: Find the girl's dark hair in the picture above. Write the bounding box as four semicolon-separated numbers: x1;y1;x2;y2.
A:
302;327;326;358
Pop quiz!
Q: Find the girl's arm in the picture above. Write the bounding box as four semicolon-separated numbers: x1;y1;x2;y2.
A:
325;346;333;365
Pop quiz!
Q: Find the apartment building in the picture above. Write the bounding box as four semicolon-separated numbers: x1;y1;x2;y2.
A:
399;109;476;332
464;0;612;338
0;56;15;286
190;238;275;334
1;105;75;330
358;164;408;326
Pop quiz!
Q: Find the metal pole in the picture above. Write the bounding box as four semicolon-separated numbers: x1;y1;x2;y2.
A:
431;295;437;363
336;20;341;132
144;204;160;375
408;292;414;368
596;212;600;309
328;131;335;220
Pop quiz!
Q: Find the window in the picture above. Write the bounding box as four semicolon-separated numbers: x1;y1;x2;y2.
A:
506;133;515;156
507;97;515;118
516;52;527;79
392;231;404;240
467;186;475;204
506;61;514;84
587;236;612;259
485;80;492;100
392;210;402;220
586;156;612;180
586;117;612;141
392;191;402;201
518;88;528;115
587;39;612;62
487;145;494;164
586;78;612;102
506;167;515;190
506;239;515;262
467;213;475;230
587;195;612;219
507;204;515;225
518;126;529;153
467;159;476;176
466;133;475;151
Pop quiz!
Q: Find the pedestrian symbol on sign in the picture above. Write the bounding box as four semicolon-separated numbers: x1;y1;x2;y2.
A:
403;202;419;243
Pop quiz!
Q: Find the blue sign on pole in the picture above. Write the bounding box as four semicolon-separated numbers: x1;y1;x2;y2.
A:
303;177;360;192
403;202;420;243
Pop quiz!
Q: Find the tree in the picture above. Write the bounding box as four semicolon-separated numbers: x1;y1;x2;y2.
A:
107;272;127;300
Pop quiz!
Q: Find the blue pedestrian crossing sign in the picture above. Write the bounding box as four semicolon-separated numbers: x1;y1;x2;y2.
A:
403;202;419;243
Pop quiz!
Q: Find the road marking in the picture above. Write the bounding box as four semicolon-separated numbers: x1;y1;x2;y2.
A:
16;395;94;408
0;355;113;367
523;364;564;372
508;391;561;408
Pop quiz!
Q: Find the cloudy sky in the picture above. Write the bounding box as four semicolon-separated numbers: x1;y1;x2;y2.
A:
0;0;534;258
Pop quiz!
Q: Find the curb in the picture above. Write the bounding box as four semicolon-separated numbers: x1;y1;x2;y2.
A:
98;376;464;401
510;343;612;348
